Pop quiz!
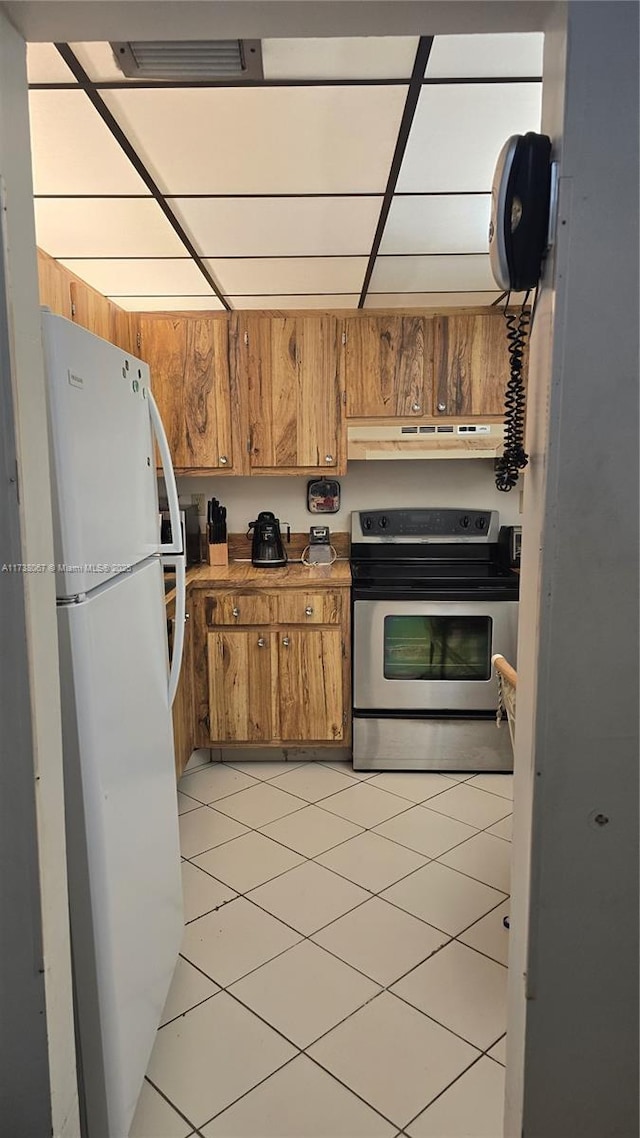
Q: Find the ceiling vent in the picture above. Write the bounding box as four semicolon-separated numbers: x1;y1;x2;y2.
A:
110;40;263;81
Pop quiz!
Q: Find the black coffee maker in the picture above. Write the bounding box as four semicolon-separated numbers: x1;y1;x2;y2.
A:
248;511;288;568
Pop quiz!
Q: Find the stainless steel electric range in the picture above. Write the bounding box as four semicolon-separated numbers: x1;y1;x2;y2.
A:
351;508;519;772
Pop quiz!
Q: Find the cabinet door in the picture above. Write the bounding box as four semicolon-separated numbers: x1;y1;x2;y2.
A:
138;316;234;471
207;629;274;742
109;306;135;355
344;316;433;418
434;314;513;417
69;278;112;342
37;249;73;319
244;315;344;472
278;628;344;742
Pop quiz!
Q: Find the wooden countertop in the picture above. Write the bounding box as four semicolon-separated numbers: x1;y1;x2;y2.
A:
165;558;351;604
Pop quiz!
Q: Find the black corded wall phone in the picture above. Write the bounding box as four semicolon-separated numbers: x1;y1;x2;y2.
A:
488;132;553;491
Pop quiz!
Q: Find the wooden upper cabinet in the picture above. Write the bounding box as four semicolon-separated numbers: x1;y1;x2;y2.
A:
343;315;433;418
109;306;135;355
37;249;133;352
434;313;513;417
69;279;112;342
37;250;73;320
237;314;345;473
137;315;235;472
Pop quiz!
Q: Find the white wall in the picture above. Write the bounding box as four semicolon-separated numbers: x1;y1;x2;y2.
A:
179;459;523;535
0;10;79;1137
5;0;553;41
506;3;639;1135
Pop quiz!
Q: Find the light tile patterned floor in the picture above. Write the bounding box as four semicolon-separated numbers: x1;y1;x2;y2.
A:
130;758;512;1138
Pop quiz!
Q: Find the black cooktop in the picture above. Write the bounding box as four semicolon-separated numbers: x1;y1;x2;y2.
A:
350;509;519;601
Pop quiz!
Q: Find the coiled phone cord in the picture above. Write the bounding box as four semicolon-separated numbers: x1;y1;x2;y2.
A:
495;290;531;492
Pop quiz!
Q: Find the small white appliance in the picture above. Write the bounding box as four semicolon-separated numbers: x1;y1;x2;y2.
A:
42;312;186;1138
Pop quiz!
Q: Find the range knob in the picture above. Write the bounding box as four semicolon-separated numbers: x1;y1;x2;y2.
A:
460;515;470;529
363;516;372;531
378;515;388;529
475;516;486;530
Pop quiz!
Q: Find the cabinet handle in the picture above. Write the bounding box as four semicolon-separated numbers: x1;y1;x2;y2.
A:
282;637;290;647
325;454;333;464
412;402;421;413
304;606;314;616
257;637;267;648
232;607;240;617
437;402;447;412
219;455;229;465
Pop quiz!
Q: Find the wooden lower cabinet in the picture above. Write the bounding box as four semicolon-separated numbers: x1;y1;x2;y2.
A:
278;628;344;742
193;586;350;748
207;628;274;742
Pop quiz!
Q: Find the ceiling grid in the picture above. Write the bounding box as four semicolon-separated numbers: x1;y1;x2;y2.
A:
27;34;543;310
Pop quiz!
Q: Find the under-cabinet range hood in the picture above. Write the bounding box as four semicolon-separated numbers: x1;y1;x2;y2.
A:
347;422;505;461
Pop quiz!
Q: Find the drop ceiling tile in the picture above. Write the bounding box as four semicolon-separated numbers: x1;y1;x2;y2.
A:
396;83;542;193
207;257;367;296
227;295;359;310
110;295;225;312
70;42;127;82
262;36;419;80
426;33;544;78
102;87;407;194
34;198;183;258
173;196;381;257
381;194;490;254
27;44;76;83
59;258;215;297
370;255;495;294
29;90;148;195
365;292;502;308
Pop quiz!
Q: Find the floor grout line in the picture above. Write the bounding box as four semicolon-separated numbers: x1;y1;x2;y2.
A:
157;987;221;1031
400;1049;491;1133
143;1073;203;1134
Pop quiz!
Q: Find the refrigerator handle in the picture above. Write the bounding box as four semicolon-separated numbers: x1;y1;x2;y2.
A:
148;389;182;555
165;554;186;708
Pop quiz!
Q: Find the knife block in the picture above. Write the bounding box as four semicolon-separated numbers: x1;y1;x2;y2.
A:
207;542;229;567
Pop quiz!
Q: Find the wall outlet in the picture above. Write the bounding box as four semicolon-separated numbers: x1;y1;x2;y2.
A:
192;493;206;515
519;490;524;515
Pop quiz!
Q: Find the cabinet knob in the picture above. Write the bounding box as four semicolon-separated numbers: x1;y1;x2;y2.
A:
282;637;290;647
412;402;421;413
232;607;240;617
304;606;314;616
324;454;333;464
257;637;266;648
437;402;447;412
185;612;190;621
219;455;228;465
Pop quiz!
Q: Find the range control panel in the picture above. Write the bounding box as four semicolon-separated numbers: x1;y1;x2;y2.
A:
353;508;499;542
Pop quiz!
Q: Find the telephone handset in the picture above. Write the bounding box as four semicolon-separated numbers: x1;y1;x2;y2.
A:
488;132;553;491
489;132;552;292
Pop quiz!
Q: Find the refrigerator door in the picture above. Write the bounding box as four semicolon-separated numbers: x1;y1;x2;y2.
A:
42;311;159;598
57;558;182;1138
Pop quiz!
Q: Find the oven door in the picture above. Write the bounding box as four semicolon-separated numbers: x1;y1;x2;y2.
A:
354;599;518;712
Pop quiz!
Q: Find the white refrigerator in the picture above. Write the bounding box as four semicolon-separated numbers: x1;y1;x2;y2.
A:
42;312;186;1138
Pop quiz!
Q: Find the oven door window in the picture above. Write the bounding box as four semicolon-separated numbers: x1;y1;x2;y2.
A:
383;615;492;681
